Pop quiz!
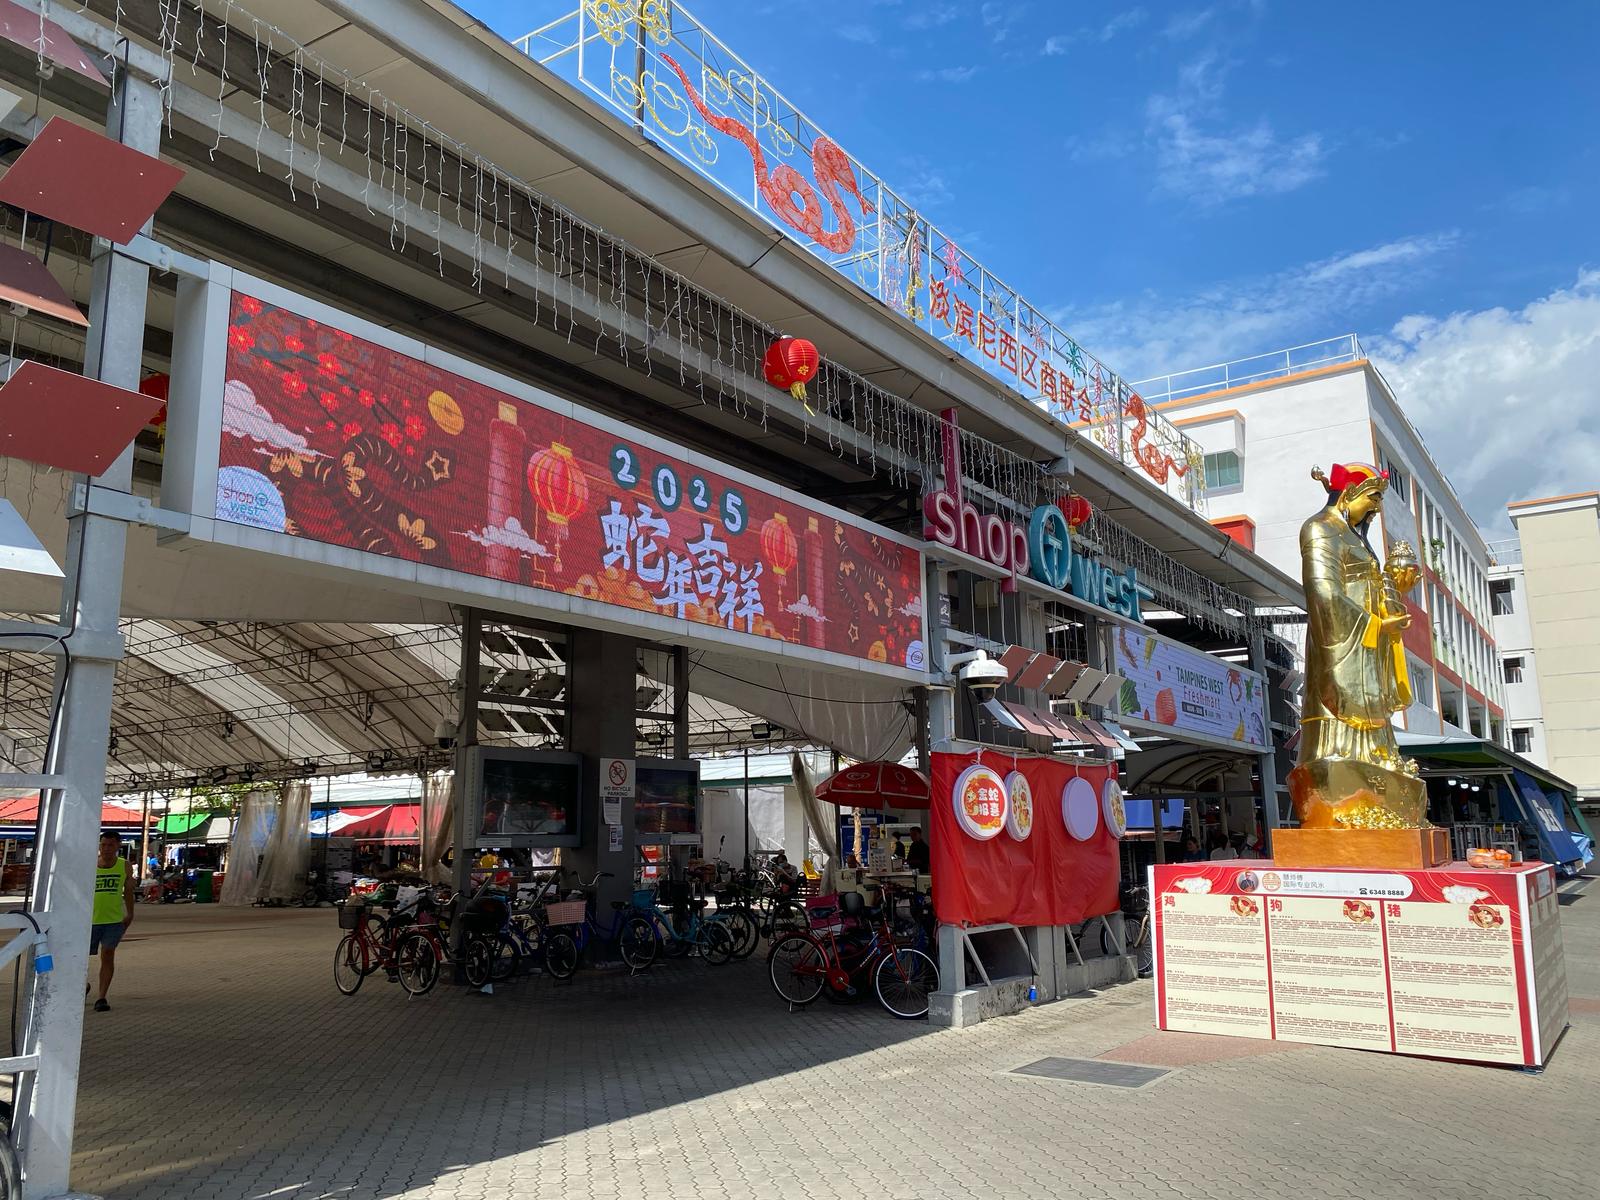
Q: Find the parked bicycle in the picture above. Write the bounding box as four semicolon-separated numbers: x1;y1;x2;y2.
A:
1104;882;1153;976
558;871;657;973
333;887;443;997
767;885;939;1018
638;877;735;964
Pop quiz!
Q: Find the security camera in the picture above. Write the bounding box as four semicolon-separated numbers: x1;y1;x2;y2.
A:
958;657;1010;693
434;717;457;750
944;649;1010;694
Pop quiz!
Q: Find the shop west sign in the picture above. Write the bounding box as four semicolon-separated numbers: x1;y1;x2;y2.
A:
922;409;1148;622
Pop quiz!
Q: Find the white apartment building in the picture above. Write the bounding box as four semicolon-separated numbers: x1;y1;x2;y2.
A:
1135;336;1508;744
1489;491;1600;809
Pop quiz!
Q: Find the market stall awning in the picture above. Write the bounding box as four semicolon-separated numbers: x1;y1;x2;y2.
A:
0;795;151;829
310;804;421;843
155;811;216;836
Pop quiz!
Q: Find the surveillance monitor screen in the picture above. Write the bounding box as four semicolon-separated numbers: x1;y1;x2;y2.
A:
635;761;699;837
476;752;582;846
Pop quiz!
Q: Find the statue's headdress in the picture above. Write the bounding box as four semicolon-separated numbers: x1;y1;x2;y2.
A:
1312;462;1389;505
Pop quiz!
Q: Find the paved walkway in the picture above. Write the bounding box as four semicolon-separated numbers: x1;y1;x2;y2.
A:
65;875;1600;1199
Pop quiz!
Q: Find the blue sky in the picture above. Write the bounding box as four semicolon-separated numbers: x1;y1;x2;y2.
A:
468;1;1600;533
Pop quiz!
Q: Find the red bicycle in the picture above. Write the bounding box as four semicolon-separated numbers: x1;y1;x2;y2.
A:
767;887;938;1018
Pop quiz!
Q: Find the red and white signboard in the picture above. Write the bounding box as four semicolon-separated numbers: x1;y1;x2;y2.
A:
931;752;1119;928
1150;861;1569;1067
199;279;925;674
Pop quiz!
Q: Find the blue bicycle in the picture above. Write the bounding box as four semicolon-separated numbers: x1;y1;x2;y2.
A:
638;884;736;965
556;871;657;973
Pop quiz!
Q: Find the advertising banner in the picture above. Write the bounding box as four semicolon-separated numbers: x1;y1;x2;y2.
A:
930;751;1120;928
1112;626;1268;750
211;290;924;669
1150;861;1569;1067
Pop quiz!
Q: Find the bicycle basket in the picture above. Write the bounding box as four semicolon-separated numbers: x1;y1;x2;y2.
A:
336;901;367;930
632;889;656;909
543;899;587;927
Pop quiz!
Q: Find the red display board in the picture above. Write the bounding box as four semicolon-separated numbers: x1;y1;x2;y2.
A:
1151;861;1569;1067
213;293;924;667
929;751;1119;928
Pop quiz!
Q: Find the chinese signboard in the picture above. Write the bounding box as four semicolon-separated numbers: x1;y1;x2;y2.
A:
1150;862;1568;1067
1112;627;1268;749
522;3;1204;512
212;291;924;668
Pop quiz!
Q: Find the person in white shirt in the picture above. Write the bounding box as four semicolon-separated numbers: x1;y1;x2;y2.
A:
1207;835;1238;861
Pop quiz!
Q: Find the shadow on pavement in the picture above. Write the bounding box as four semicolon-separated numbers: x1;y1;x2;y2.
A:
71;905;940;1199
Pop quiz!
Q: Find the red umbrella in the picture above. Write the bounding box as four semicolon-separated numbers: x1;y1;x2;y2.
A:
815;762;931;811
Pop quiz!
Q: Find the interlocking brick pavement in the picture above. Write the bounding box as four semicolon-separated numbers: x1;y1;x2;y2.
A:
56;873;1600;1200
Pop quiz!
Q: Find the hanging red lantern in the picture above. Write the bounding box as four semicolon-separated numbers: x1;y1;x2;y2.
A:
762;336;820;403
1059;494;1093;530
139;372;170;430
526;442;590;526
759;513;799;576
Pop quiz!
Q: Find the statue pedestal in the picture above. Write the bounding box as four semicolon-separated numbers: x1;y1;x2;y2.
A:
1271;826;1449;869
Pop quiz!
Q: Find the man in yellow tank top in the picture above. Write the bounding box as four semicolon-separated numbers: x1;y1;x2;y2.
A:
91;832;135;1012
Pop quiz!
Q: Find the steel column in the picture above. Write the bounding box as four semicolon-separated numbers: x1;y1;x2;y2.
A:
16;71;160;1199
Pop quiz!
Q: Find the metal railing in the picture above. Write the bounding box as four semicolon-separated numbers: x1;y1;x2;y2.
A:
1485;539;1522;566
515;3;1208;516
1132;334;1366;406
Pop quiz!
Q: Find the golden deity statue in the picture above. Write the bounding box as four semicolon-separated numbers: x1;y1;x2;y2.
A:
1277;462;1447;868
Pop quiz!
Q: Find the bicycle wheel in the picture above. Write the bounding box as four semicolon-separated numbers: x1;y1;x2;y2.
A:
395;931;440;997
719;908;758;959
663;910;692;957
1100;920;1121;959
701;920;734;966
874;947;938;1019
0;1133;18;1200
543;929;580;980
463;935;494;988
770;902;805;940
768;934;826;1006
619;915;658;972
333;934;366;996
490;933;520;982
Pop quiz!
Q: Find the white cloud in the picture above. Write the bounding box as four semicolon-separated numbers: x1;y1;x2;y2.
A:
1053;232;1459;379
1368;272;1600;536
1042;34;1069;55
222;379;315;455
458;516;550;558
1100;7;1148;41
894;156;954;209
1145;52;1327;205
1162;8;1215;39
904;4;958;29
980;2;1023;43
915;64;979;83
1150;113;1324;201
838;24;878;44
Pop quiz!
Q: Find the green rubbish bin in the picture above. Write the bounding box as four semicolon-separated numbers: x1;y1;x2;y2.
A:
194;869;215;904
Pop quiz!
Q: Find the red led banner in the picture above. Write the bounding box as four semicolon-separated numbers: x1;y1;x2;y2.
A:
213;294;924;667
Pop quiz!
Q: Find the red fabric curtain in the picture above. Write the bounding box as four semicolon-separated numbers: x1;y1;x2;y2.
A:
930;750;1120;927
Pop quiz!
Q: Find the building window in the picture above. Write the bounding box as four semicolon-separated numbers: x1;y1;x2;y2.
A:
1503;656;1523;684
1512;727;1533;755
1203;450;1242;492
1491;578;1514;615
1380;455;1407;507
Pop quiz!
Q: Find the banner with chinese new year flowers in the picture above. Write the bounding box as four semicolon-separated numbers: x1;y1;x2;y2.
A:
213;292;925;668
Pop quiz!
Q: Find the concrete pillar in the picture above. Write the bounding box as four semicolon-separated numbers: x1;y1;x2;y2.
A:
566;629;638;915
